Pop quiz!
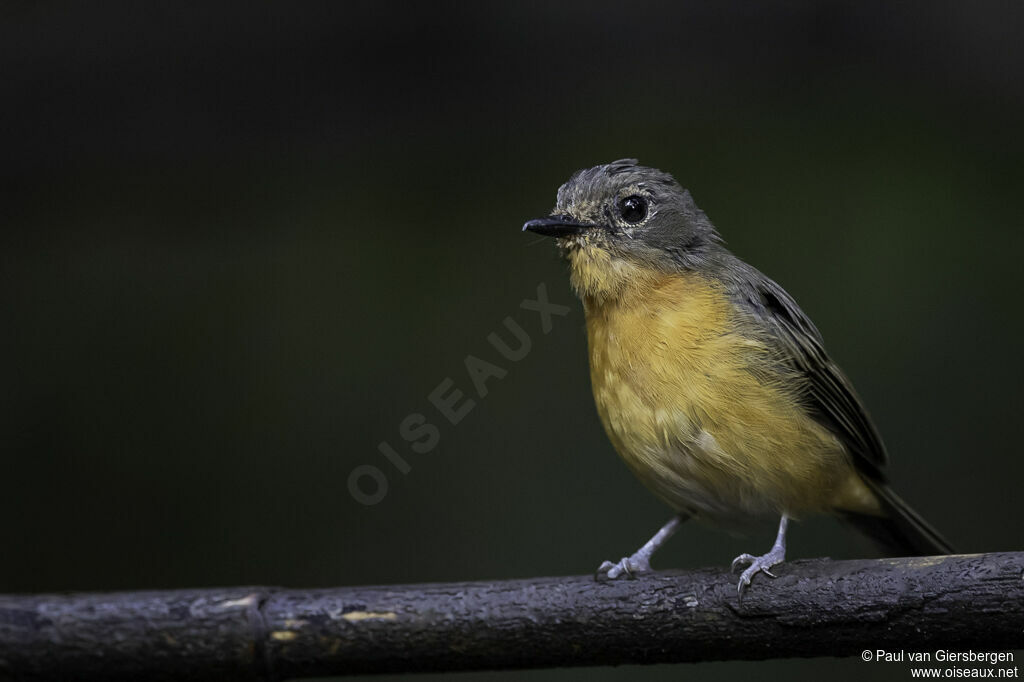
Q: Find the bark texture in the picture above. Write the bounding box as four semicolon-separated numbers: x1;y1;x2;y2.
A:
0;552;1021;680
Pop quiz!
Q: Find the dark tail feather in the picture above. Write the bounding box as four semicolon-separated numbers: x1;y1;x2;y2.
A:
840;479;955;556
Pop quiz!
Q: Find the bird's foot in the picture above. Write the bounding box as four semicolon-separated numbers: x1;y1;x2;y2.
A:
731;545;785;595
596;554;651;581
594;515;686;582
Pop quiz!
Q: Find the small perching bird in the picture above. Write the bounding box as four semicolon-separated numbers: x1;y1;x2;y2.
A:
523;159;953;593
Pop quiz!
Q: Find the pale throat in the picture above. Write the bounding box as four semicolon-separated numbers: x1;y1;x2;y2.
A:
565;242;662;306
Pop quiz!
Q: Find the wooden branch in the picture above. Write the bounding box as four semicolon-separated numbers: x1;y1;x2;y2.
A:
0;552;1021;681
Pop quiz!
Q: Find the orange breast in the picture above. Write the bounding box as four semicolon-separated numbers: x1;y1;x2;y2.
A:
583;270;877;522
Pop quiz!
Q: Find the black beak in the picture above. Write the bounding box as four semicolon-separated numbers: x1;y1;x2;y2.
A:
522;215;595;237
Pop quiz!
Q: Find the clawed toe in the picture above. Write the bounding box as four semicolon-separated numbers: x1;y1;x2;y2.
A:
731;553;756;572
732;550;784;596
595;556;650;581
596;557;632;580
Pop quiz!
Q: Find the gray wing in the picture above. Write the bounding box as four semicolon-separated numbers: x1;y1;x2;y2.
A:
727;262;889;481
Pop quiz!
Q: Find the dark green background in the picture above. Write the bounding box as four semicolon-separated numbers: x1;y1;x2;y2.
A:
2;3;1021;680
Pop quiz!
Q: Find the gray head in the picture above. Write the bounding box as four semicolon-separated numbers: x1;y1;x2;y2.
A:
523;159;722;298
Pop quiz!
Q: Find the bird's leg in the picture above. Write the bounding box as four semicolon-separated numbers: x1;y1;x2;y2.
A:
596;513;688;580
732;514;789;595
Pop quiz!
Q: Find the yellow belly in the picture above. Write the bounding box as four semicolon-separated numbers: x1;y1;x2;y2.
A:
584;270;877;524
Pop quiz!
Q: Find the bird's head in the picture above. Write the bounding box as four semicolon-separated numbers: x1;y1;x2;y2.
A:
523;159;720;301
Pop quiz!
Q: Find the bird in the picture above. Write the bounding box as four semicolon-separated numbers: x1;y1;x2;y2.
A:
522;159;953;594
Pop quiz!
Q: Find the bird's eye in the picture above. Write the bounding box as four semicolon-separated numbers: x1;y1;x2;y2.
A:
618;195;648;224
